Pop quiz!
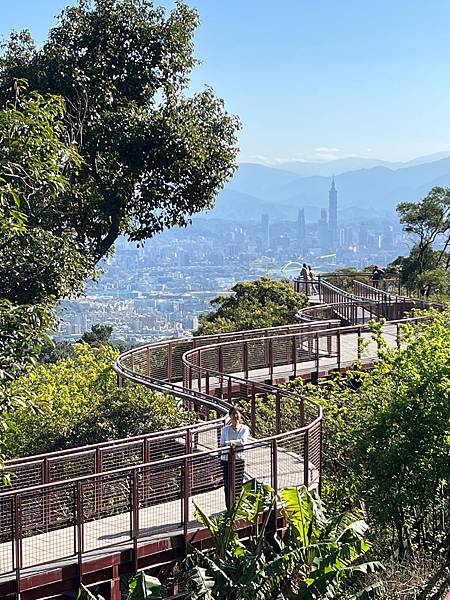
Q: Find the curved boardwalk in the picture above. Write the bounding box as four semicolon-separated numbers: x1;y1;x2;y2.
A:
0;278;428;599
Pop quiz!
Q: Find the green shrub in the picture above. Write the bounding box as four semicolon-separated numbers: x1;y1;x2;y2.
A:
3;343;195;458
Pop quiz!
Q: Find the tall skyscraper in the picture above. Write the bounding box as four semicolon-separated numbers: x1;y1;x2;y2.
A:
297;208;306;252
328;176;338;250
261;213;270;250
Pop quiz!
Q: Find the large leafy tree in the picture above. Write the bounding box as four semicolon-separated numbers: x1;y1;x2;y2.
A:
0;82;91;304
0;85;83;377
392;187;450;295
196;277;308;335
0;85;86;471
0;0;240;265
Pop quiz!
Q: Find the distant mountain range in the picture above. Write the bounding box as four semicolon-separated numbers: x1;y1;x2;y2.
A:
199;152;450;223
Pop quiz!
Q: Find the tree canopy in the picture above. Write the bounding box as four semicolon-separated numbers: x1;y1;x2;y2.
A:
392;187;450;296
195;277;308;335
0;0;240;267
0;85;86;444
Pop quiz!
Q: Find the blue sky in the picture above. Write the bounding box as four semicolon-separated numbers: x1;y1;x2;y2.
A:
2;0;450;163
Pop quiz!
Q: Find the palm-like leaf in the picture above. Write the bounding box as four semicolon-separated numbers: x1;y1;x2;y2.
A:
126;572;162;599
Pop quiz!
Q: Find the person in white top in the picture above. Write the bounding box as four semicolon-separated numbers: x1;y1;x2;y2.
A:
220;406;250;510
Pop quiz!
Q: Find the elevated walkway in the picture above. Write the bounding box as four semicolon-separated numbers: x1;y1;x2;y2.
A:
0;279;432;599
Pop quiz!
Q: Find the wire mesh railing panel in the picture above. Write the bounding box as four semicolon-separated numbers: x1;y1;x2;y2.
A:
148;434;187;462
243;442;272;489
132;350;149;377
49;451;96;482
199;346;219;371
222;344;244;375
280;394;304;434
138;461;183;536
20;486;76;568
0;497;13;573
82;473;132;551
171;341;194;381
247;339;267;371
304;399;320;425
1;461;44;492
193;425;221;453
272;336;292;367
149;346;170;380
276;433;305;489
101;443;144;472
188;453;225;522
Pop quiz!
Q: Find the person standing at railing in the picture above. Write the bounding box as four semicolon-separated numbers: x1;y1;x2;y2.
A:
220;406;249;510
308;265;318;295
372;265;384;289
300;263;309;294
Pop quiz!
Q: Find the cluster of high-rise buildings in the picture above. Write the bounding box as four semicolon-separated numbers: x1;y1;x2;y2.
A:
58;177;407;342
261;177;395;259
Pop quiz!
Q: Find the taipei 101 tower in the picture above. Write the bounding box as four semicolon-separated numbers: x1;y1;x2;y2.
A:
328;176;338;250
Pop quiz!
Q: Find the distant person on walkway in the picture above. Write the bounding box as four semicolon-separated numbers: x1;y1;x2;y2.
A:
220;406;249;510
372;265;384;289
308;265;318;295
300;262;309;294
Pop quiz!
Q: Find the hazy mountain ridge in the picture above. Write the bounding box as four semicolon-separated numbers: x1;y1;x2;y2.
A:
202;153;450;222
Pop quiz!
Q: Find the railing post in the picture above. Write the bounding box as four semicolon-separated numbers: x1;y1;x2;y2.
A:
76;481;84;587
292;335;297;377
205;371;210;395
271;439;278;492
95;447;103;517
132;469;139;572
188;364;193;393
167;343;173;382
268;338;274;381
218;345;224;374
183;456;190;546
243;341;249;379
197;349;202;393
14;494;22;599
303;430;309;488
251;384;256;437
315;332;320;378
299;397;305;428
229;445;236;506
43;457;50;532
337;330;341;370
147;347;151;377
319;421;323;495
183;430;192;547
275;391;281;435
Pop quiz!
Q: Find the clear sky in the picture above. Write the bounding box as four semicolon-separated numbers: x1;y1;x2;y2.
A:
2;0;450;163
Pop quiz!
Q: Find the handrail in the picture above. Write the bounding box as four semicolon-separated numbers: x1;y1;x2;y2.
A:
0;277;438;598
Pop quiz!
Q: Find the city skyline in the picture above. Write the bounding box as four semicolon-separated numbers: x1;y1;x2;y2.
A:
2;0;450;163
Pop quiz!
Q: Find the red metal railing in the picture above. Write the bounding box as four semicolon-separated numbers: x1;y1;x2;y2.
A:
0;279;436;599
